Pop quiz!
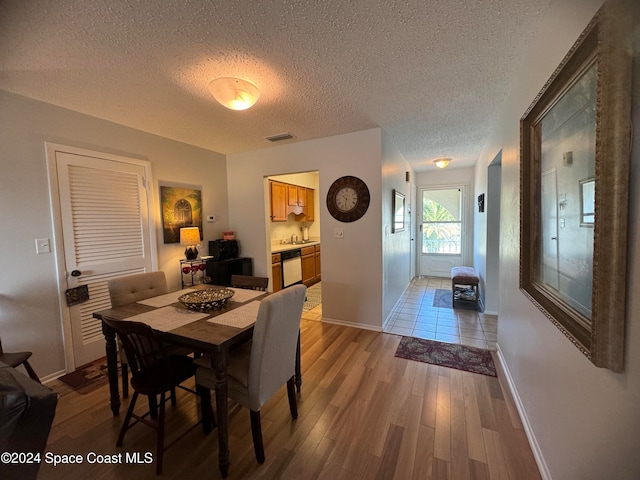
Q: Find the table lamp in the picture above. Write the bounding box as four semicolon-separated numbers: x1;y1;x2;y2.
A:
180;227;201;260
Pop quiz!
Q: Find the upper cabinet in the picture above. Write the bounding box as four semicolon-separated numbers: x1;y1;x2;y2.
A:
269;180;314;222
269;181;288;222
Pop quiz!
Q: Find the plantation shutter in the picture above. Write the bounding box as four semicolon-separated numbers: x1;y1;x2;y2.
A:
56;152;153;364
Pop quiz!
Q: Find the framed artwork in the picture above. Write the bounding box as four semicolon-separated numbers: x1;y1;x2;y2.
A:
392;189;405;233
519;0;634;372
160;184;203;244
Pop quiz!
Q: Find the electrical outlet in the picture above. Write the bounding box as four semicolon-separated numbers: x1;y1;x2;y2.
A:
207;215;216;222
334;228;344;239
35;238;51;254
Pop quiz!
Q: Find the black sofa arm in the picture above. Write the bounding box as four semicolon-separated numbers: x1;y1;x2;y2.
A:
0;361;58;480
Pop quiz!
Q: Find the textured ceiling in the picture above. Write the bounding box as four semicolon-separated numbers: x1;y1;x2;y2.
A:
0;0;551;171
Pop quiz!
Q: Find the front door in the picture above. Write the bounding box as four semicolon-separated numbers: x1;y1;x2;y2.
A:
47;144;156;369
418;186;466;277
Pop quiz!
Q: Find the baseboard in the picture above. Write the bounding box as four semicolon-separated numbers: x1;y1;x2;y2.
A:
41;369;67;385
495;344;551;480
320;316;383;332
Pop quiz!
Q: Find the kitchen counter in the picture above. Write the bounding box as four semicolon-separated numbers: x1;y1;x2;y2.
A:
271;240;320;254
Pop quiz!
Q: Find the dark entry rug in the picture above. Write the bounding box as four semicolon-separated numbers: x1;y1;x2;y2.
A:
433;288;453;308
58;357;110;394
395;337;497;377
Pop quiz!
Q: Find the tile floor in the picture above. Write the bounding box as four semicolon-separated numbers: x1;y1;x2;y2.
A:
384;276;498;350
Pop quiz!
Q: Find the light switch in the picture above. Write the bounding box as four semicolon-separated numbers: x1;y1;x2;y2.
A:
334;228;344;239
35;238;51;254
207;215;216;222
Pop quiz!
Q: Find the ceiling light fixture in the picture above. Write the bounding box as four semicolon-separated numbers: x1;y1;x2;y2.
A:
208;77;260;111
433;158;451;169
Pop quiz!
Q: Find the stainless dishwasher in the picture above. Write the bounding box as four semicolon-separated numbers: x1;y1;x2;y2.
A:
281;248;302;288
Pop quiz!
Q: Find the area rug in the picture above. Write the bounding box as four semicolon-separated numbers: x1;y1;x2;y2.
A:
433;288;453;308
395;336;497;377
303;282;322;311
58;357;110;394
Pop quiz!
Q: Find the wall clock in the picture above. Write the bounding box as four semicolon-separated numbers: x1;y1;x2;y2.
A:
326;175;370;222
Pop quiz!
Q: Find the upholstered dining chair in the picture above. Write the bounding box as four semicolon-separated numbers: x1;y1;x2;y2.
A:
230;274;269;292
108;271;191;399
103;318;213;475
195;284;306;464
0;336;40;383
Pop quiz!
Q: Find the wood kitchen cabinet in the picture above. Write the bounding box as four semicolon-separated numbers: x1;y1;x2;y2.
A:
304;188;315;221
301;244;321;287
270;179;315;222
314;244;321;282
287;185;306;207
271;253;282;292
270;181;288;222
301;246;315;286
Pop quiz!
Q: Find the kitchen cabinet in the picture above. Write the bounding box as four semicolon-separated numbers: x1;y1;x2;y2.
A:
300;244;321;287
304;188;315;221
270;181;287;222
301;246;315;286
270;179;315;222
287;185;306;207
271;253;282;292
314;244;321;282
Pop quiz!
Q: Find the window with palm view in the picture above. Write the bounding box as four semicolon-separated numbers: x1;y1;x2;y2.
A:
422;188;462;254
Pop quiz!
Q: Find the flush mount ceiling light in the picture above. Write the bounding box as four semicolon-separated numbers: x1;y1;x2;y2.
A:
208;77;260;111
433;158;451;169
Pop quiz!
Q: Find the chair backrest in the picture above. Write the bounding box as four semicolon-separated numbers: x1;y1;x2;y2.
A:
247;284;306;410
102;318;171;386
108;271;168;308
230;275;269;292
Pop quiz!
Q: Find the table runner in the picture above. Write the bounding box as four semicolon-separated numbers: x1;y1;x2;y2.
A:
126;306;208;331
207;301;261;328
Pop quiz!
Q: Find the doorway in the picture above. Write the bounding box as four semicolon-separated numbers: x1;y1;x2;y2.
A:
418;185;468;277
46;143;157;370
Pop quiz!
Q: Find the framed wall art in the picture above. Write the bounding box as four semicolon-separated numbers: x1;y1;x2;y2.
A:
519;0;634;372
392;189;405;233
160;184;203;244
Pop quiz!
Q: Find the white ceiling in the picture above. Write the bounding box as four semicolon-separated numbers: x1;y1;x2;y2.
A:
0;0;551;171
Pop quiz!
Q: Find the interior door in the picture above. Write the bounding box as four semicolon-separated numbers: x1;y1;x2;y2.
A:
48;144;156;368
419;187;466;277
541;169;560;290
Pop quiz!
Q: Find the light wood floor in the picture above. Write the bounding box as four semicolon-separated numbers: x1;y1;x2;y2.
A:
38;306;541;480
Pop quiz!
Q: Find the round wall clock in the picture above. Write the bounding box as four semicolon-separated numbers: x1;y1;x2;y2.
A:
326;175;370;222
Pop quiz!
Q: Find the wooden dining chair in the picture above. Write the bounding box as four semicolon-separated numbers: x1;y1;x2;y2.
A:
104;318;213;475
230;274;269;291
0;337;40;383
195;284;306;464
108;271;190;399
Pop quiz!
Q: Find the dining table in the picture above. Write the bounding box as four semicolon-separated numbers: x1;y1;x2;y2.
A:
92;284;302;478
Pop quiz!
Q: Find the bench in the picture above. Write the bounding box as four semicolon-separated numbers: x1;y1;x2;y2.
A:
451;266;479;310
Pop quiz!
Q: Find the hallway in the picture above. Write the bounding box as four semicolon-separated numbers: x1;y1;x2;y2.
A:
385;277;498;350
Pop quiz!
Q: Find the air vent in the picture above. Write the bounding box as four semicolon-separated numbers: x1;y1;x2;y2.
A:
265;132;294;142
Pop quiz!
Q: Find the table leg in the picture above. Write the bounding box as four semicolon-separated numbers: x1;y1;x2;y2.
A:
212;350;230;478
102;321;121;416
295;331;302;392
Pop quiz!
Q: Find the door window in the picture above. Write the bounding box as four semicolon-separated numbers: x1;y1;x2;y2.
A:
421;188;462;255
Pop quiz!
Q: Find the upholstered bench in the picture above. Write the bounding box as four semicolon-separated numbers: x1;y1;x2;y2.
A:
451;266;479;310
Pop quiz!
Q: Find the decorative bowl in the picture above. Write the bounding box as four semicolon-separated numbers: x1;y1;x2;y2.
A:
178;288;235;311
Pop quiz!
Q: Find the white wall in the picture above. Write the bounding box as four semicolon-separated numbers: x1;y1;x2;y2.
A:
381;130;413;322
227;129;386;330
0;91;229;378
474;1;640;478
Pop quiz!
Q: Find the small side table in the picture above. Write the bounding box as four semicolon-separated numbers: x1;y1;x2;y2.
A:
180;259;207;287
